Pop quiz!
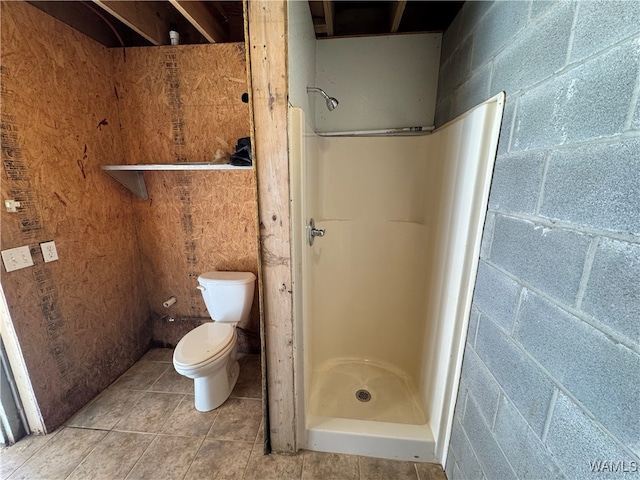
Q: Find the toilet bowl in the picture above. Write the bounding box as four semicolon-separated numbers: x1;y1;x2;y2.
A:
173;271;256;411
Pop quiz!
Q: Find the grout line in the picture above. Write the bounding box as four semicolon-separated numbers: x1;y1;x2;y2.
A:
491;209;640;245
61;427;108;480
509;286;526;337
624;56;640;131
504;95;519;155
541;387;559;443
122;432;158;480
480;214;496;261
533;151;551;215
490;392;500;431
575;236;600;310
563;0;580;68
180;436;206;480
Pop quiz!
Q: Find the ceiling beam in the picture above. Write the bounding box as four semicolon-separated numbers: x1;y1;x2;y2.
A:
323;0;334;36
390;0;407;33
169;1;228;43
92;1;172;46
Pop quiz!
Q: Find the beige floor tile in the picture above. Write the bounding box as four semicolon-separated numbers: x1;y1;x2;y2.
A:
141;348;174;363
0;431;59;479
67;388;144;430
111;361;170;390
125;435;203;480
243;445;304;480
113;392;182;434
160;395;218;437
150;367;193;394
66;431;154;480
184;439;253;480
208;398;261;442
7;427;106;480
358;456;419;480
254;420;265;450
232;354;262;399
415;462;446;480
301;450;359;480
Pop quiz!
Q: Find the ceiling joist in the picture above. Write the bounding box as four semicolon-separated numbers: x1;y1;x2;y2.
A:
169;1;227;43
390;0;407;33
322;0;334;37
92;1;172;45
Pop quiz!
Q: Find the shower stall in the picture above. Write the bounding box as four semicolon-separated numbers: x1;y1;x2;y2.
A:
290;94;504;463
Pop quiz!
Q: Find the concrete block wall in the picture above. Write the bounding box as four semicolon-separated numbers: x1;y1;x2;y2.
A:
436;2;640;479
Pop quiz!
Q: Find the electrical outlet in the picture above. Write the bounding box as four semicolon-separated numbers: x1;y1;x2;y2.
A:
1;246;34;272
40;241;59;262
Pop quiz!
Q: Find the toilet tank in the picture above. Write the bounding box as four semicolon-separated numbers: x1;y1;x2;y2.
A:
197;271;256;323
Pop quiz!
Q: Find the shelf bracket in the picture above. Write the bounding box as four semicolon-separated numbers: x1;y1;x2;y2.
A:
103;169;149;200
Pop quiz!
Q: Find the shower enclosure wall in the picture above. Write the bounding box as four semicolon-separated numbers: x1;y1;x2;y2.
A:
291;94;504;463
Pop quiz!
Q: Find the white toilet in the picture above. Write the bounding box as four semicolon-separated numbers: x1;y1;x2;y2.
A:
173;271;256;411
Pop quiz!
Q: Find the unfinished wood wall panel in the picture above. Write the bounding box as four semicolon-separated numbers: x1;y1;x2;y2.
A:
247;0;297;453
0;2;149;431
113;45;260;350
114;44;250;164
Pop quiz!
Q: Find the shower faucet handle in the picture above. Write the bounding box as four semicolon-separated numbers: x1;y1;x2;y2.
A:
307;218;326;246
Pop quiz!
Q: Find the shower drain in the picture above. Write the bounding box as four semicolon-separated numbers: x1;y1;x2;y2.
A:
355;389;372;402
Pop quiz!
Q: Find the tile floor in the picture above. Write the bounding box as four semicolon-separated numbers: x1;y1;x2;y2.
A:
0;348;446;480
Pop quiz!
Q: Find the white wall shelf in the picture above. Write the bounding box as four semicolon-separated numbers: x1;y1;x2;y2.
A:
101;163;252;200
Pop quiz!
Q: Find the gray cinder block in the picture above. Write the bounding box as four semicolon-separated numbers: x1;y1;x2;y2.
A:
529;1;560;21
491;2;575;96
434;96;452;128
450;417;484;480
471;1;529;70
480;212;496;260
488;151;546;214
438;40;473;101
632;100;640;131
511;39;640;151
540;138;640;236
570;0;640;64
490;215;590;305
495;97;516;155
463;395;518;480
546;392;639;476
494;394;566;480
451;64;491;119
582;237;640;346
461;346;501;424
473;261;521;331
515;290;640;455
475;315;555;436
445;445;456;480
467;308;481;347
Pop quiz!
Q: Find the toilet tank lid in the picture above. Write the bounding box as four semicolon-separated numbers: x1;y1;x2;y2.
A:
198;271;256;285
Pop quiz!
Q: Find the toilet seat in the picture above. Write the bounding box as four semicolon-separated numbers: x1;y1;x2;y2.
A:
174;322;235;369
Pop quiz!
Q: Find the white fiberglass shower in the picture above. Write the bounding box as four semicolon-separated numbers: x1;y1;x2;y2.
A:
290;94;504;464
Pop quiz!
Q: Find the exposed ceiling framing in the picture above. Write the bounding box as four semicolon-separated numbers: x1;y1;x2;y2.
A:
26;1;464;48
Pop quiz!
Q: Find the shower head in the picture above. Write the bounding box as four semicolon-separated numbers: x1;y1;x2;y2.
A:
307;86;339;111
326;97;339;111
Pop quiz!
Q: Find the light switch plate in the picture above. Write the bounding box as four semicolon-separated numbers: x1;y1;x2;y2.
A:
1;246;34;272
40;241;59;262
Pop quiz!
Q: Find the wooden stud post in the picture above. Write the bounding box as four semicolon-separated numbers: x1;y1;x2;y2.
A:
245;0;297;454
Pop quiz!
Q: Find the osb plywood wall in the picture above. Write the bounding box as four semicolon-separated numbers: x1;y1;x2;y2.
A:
0;2;150;430
112;46;260;351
